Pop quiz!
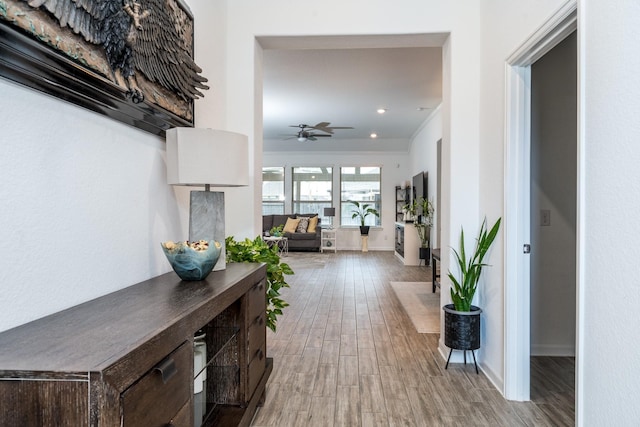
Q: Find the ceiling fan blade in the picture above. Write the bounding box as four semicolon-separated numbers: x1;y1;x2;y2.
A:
309;123;354;134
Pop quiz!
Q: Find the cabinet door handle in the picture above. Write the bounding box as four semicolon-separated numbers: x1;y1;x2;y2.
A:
256;349;264;360
154;357;177;384
254;315;264;326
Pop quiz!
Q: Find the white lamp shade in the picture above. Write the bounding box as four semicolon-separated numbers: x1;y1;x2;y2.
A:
166;128;249;187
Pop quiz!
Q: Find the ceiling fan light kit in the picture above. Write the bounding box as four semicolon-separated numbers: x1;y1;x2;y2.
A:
286;122;354;142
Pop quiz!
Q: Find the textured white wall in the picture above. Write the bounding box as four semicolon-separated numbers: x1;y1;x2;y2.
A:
0;0;230;334
0;79;181;332
579;0;640;423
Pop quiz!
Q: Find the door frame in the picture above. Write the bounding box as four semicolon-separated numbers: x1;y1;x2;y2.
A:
503;0;577;402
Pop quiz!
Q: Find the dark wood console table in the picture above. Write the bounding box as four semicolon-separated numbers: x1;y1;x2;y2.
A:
0;263;271;426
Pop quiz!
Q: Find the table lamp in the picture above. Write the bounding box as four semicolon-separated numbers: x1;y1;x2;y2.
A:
166;128;249;270
324;207;336;229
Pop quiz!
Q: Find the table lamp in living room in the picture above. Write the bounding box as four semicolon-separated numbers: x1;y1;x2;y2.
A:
166;128;249;271
324;207;336;229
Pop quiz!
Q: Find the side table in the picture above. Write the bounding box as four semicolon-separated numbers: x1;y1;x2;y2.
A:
264;236;288;256
321;228;337;253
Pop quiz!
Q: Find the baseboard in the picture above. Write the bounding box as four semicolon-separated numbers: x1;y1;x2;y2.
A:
339;246;395;251
531;344;575;356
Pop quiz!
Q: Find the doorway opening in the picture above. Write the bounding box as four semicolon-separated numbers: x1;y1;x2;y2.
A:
503;0;577;405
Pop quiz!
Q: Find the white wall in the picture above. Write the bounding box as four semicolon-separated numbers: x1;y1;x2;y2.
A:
578;0;640;424
0;0;232;334
0;79;179;333
478;0;569;388
409;106;442;246
263;151;410;251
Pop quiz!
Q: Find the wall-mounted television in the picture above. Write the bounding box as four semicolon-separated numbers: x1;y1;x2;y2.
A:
412;172;428;215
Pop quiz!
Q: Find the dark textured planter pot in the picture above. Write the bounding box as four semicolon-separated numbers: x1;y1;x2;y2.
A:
443;304;482;350
359;226;370;235
419;247;430;260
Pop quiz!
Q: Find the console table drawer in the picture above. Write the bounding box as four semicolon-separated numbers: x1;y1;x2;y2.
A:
248;311;266;354
169;400;192;427
247;279;266;318
121;341;191;427
248;341;266;396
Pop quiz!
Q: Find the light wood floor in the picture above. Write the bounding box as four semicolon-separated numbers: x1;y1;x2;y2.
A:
251;251;574;426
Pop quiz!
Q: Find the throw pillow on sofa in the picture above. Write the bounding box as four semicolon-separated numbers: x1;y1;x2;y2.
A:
296;216;310;233
307;215;318;233
283;217;301;234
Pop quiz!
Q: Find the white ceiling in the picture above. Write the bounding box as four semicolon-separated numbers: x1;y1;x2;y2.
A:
262;41;443;153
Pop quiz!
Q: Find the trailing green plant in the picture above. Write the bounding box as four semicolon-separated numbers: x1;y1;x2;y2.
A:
225;236;294;332
349;200;380;226
448;217;501;312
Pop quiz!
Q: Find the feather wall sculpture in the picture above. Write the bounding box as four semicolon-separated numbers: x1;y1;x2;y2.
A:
10;0;208;107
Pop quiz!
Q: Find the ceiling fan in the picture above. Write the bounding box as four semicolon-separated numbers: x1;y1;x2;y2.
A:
286;122;354;142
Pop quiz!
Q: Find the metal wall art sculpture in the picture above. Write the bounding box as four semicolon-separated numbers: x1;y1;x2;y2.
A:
0;0;208;135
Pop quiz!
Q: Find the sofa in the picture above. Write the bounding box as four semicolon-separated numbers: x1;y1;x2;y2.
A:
262;213;322;251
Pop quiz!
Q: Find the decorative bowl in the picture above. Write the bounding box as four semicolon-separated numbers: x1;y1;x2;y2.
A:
161;240;222;281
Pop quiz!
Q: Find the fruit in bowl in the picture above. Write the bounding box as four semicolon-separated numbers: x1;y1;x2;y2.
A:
161;240;222;281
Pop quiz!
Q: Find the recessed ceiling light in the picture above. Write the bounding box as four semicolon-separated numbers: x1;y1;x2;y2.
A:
416;107;431;111
370;133;378;139
376;108;387;114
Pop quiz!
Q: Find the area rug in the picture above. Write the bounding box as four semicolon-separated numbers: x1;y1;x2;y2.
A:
389;282;440;333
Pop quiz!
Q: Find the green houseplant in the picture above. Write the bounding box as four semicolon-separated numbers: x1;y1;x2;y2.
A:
349;200;380;235
443;217;501;373
226;236;294;332
269;224;284;237
448;217;501;312
414;197;434;260
402;199;417;222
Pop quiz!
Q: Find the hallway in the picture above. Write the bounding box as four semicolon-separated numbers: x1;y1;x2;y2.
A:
251;251;573;426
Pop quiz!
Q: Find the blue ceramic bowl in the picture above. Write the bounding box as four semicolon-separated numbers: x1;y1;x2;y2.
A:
161;240;222;281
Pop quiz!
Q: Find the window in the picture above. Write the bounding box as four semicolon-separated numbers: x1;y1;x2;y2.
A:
262;167;285;215
340;166;381;226
292;167;332;218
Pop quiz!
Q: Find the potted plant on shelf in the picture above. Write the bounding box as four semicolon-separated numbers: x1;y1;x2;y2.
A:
349;200;380;236
402;199;417;223
444;217;501;373
415;197;434;261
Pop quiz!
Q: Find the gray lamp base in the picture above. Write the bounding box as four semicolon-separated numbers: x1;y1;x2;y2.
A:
189;191;225;271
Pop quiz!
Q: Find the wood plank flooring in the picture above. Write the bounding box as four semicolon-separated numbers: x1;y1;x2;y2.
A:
251;251;574;426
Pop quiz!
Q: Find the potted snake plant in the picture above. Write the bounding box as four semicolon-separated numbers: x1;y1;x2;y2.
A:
444;217;501;373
